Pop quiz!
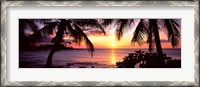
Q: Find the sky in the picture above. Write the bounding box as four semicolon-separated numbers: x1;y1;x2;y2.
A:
24;19;181;49
69;19;181;49
72;28;181;49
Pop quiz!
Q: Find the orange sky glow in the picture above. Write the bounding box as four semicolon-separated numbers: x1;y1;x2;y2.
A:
42;20;181;49
70;29;181;49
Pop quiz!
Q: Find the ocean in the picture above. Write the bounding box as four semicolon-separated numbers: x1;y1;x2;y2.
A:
19;48;181;68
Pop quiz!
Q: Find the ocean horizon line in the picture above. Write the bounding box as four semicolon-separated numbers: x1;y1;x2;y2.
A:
72;48;181;50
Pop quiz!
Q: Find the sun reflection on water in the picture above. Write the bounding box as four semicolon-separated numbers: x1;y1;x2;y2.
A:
110;50;116;65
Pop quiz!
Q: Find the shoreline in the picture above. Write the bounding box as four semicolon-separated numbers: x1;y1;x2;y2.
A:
19;58;181;68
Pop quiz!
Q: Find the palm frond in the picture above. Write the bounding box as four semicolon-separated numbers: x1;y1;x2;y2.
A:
51;35;65;44
19;19;38;33
163;19;181;48
73;19;106;35
102;19;115;27
171;19;181;29
28;22;57;41
71;20;94;57
54;23;66;44
131;19;148;46
129;19;134;25
115;19;131;40
67;25;83;45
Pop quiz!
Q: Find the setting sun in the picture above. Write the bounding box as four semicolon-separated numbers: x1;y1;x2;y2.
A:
111;43;116;47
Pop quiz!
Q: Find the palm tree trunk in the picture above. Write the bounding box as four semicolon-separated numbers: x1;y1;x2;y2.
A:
45;47;56;68
150;19;164;56
149;19;165;67
45;20;66;68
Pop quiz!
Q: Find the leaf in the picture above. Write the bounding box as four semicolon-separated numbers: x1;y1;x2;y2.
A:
131;19;148;46
28;22;57;41
115;19;128;40
72;20;94;57
163;19;181;48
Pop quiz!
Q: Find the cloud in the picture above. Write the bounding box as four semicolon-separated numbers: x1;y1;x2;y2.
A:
160;39;170;43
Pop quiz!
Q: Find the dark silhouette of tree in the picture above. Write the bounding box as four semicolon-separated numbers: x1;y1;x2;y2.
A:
103;19;181;57
19;19;39;49
131;19;180;57
27;19;105;67
19;19;52;48
116;50;181;68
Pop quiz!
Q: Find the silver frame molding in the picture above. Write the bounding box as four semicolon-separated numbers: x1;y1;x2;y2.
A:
1;0;199;87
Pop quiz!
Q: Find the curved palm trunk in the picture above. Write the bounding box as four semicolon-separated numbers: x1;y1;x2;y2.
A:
45;19;66;68
45;47;56;67
150;19;163;56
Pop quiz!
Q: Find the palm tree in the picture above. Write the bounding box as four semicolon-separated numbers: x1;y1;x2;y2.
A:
28;19;105;68
131;19;180;57
103;19;180;56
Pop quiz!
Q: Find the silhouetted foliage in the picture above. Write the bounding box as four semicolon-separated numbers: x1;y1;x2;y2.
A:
116;50;181;68
19;19;39;49
19;19;106;68
103;19;181;57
